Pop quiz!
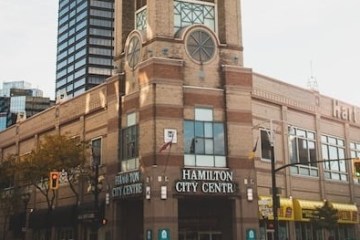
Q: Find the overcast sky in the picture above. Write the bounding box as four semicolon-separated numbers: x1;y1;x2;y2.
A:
0;0;359;106
242;0;360;106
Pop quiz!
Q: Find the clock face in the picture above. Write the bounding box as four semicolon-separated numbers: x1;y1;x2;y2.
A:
186;29;216;63
126;35;141;69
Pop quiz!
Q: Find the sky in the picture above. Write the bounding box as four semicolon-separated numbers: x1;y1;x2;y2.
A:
0;1;359;106
241;0;360;106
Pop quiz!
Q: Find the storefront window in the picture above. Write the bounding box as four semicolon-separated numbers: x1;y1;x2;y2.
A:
184;108;226;167
322;135;348;181
288;126;318;177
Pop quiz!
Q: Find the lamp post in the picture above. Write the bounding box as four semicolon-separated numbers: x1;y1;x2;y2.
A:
91;143;101;240
21;190;31;240
270;144;279;240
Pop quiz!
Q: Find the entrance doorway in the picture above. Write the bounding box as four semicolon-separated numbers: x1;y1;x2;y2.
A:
178;198;234;240
179;231;222;240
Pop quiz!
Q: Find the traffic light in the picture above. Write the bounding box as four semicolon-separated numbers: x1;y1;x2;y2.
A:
353;158;360;178
49;171;59;190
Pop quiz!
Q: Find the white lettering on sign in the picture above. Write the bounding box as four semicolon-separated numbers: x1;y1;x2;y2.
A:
115;171;140;185
112;170;143;199
112;183;143;198
175;169;237;194
181;169;233;181
332;100;359;123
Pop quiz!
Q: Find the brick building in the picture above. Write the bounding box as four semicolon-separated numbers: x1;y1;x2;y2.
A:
1;0;360;240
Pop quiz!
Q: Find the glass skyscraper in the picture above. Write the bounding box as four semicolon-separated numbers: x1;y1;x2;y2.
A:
0;81;54;131
56;0;114;100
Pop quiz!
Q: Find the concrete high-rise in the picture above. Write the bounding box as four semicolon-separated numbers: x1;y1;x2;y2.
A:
55;0;114;101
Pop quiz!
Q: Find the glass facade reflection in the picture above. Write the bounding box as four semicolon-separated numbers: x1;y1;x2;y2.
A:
56;0;114;100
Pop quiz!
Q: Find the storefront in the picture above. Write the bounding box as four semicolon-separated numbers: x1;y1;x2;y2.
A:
294;199;358;240
258;197;358;240
258;196;294;240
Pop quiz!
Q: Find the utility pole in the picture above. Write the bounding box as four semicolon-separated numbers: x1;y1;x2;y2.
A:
269;120;279;240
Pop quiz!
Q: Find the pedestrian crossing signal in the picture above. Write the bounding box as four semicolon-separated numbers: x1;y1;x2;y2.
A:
49;171;59;190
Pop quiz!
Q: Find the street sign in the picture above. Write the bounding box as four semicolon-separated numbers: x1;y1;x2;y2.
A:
246;229;256;240
158;229;170;240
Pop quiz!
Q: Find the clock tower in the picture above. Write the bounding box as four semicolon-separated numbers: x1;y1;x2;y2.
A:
112;1;256;239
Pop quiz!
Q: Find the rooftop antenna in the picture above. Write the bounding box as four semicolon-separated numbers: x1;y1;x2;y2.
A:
307;61;319;91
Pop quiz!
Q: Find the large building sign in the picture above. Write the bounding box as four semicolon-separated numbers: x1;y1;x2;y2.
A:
333;100;359;123
175;168;238;194
112;170;143;199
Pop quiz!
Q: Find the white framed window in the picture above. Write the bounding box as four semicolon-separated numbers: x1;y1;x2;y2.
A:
322;135;347;181
184;108;226;167
288;126;318;177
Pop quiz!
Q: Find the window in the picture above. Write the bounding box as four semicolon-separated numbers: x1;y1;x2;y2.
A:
90;0;113;9
90;18;113;28
260;129;271;160
91;138;102;165
121;113;139;172
288;127;318;177
184;108;226;167
90;28;113;37
90;9;113;18
136;6;147;30
351;142;360;183
174;0;216;33
88;67;112;75
89;57;112;66
322;135;347;181
89;47;112;56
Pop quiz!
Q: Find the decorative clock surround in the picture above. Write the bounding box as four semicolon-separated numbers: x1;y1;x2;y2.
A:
125;32;142;69
185;27;216;64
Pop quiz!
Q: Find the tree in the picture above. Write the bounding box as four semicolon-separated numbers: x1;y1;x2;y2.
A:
20;134;89;209
310;200;339;239
0;154;21;240
18;134;90;240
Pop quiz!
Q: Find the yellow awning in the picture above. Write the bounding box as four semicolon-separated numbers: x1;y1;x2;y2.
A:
293;199;324;221
332;202;358;224
293;199;358;224
258;196;294;221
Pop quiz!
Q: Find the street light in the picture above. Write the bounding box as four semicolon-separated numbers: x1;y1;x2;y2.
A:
268;120;279;240
21;189;31;240
91;143;101;240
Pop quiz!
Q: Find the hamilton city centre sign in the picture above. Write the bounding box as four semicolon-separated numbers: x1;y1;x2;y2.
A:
175;168;238;194
112;170;143;199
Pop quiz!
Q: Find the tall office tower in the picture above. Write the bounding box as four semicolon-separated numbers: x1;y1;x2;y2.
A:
55;0;114;101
